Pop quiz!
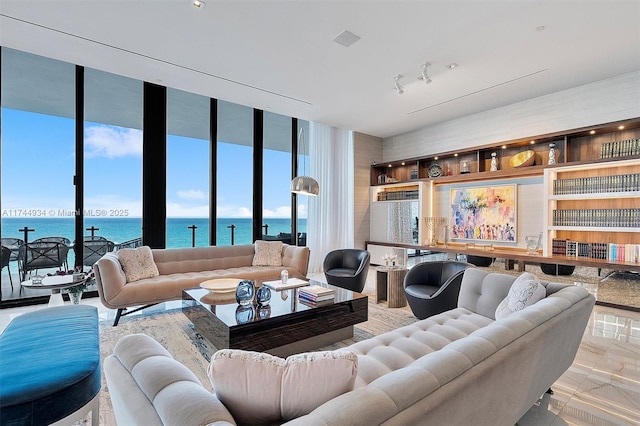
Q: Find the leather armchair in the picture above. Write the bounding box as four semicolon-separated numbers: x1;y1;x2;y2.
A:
323;249;370;293
403;261;473;319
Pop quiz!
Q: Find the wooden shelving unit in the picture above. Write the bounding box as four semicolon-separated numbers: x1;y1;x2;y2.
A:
543;158;640;265
371;117;640;186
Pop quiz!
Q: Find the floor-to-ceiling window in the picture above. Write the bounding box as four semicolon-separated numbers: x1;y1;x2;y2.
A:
83;68;143;251
262;112;293;243
1;48;75;298
216;100;253;245
166;88;210;248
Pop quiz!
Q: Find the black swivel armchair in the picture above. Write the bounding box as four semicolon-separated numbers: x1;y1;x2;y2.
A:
323;249;370;293
403;261;473;319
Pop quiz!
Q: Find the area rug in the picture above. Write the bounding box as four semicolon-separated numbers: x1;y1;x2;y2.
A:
96;295;418;425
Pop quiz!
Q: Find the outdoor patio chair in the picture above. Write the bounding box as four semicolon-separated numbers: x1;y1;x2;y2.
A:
1;246;14;289
18;241;70;281
1;238;23;262
77;236;115;267
33;237;71;270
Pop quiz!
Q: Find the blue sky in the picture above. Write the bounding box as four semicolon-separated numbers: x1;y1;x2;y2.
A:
1;108;304;218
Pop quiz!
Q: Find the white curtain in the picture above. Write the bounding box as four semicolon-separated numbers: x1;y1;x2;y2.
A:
306;123;354;273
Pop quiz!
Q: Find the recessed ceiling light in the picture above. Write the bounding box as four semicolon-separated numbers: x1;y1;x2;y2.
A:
590;130;596;134
454;153;459;157
434;156;438;160
501;145;507;149
192;0;206;9
530;140;536;144
401;162;405;166
618;125;625;130
388;164;392;168
332;30;361;48
446;63;458;69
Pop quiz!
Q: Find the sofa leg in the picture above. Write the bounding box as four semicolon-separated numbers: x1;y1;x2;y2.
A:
113;309;124;327
546;388;553;395
112;304;158;326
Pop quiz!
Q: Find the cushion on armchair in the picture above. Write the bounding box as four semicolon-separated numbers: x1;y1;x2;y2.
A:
208;349;358;424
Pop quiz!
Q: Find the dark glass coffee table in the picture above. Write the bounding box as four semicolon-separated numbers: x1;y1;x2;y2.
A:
182;281;368;357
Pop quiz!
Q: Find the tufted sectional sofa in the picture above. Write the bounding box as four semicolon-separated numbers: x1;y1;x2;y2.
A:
104;267;595;425
94;243;310;325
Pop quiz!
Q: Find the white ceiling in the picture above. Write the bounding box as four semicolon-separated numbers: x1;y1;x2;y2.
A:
1;0;639;139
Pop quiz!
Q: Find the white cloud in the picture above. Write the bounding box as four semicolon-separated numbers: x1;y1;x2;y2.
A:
177;189;207;200
217;205;252;218
166;202;209;218
263;206;292;218
85;125;142;158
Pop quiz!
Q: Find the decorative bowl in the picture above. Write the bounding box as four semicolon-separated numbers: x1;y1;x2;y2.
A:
509;150;536;168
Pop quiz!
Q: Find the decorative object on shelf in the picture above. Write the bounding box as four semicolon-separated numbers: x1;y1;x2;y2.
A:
377;174;387;184
450;185;517;242
459;160;471;174
445;162;452;176
424;216;448;246
235;280;255;306
410;168;419;179
428;163;443;178
280;269;288;284
382;253;398;267
548;143;556;165
256;286;271;306
525;233;542;255
490;152;498;171
510;150;535;168
290;128;319;196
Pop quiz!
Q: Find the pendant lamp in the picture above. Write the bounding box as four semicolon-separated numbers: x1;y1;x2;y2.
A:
291;128;319;196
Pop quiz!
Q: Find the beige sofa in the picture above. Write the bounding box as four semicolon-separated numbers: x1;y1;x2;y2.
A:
94;243;310;325
104;267;595;425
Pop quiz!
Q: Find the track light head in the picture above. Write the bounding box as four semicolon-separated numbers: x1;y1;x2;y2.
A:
393;74;404;95
419;62;432;84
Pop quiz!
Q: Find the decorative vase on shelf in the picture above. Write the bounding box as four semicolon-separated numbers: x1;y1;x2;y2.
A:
490;152;498;171
548;143;556;165
235;280;255;305
460;160;470;174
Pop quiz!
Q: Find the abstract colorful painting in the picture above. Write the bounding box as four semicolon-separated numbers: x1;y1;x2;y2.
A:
450;185;517;242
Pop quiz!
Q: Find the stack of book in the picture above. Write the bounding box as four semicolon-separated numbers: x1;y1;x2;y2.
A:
298;285;335;306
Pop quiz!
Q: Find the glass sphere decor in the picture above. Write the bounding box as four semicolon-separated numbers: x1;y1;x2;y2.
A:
235;280;255;306
256;286;271;305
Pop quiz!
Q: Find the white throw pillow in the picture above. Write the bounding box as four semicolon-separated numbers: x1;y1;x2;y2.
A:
116;246;159;283
252;240;283;266
495;272;546;320
208;349;358;424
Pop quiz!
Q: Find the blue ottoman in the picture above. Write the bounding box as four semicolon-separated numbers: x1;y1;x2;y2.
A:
0;305;101;425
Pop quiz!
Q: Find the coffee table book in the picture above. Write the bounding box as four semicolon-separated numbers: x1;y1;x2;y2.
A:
262;277;309;291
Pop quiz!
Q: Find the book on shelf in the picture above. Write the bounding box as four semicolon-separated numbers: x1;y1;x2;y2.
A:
262;277;309;291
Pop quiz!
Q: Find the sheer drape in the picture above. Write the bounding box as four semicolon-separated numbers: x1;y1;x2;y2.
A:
307;123;354;273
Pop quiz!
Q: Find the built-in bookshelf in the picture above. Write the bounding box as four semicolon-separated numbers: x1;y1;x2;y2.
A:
371;117;640;186
543;158;640;265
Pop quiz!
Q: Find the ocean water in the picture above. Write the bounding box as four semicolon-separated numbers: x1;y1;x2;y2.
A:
1;217;306;249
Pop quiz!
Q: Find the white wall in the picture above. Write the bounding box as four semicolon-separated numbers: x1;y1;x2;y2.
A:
383;71;640;161
372;71;640;249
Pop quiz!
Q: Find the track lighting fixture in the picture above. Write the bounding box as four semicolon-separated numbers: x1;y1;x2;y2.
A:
419;62;432;84
393;75;404;95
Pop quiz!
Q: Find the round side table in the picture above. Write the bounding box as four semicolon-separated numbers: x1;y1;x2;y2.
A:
375;266;408;308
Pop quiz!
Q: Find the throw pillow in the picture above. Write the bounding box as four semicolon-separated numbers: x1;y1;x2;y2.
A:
208;349;358;424
252;240;283;266
495;272;546;320
116;246;159;283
